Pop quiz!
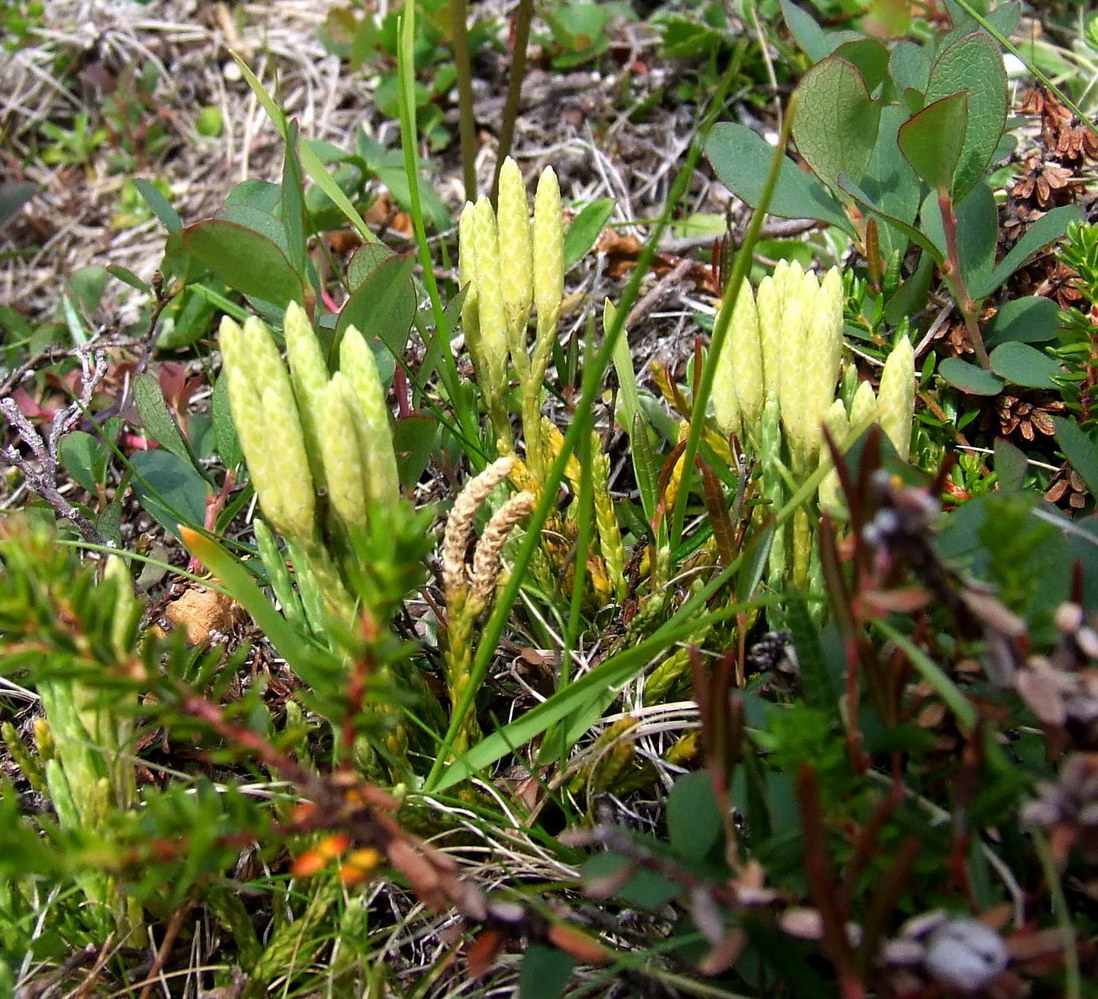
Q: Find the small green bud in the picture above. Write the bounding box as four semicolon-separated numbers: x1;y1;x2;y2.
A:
849;379;878;431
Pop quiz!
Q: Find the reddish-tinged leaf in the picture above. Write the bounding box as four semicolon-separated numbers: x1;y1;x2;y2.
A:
466;929;505;978
545;922;612;965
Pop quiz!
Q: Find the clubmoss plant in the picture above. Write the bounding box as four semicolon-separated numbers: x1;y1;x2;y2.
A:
218;303;424;764
0;521;146;947
458;157;565;479
712;264;917;589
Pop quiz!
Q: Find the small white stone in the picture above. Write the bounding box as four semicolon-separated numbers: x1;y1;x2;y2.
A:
1003;54;1028;79
924;917;1007;991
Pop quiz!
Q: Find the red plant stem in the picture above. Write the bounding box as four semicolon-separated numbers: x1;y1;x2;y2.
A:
938;189;990;368
188;470;236;575
340;612;379;768
796;765;864;998
180;688;323;799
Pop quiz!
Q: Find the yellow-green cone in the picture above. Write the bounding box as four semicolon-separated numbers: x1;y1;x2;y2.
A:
316;372;368;531
471;197;509;398
283;301;330;493
878;336;915;460
532;166;564;340
497;157;534;353
339;325;400;508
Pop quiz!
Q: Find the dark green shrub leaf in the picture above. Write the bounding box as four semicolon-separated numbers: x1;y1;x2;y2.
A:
226;178;282;213
970;204;1084;298
59;431;111;494
667;771;721;860
212;375;243;468
840;175;939;259
563;198;615;271
180;220;304;308
938;357;1004;395
392;414;438;488
706;124;851;231
1054;417;1098;498
920;183;998;288
217;205;290;255
133;373;197;468
519;944;575;999
336;253;416;379
582;852;682;908
993;437;1027;493
347;243;396;291
859;106;921;260
792;57;880;191
830;39;891;94
780;0;860;61
923;32;1007;200
133;178;180;233
986;295;1061;346
989;342;1061;389
889;39;930;93
898;92;967;192
130;449;209;537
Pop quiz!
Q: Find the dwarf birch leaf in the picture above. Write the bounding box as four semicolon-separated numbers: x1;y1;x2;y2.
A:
180;220;304;308
780;0;860;61
938;357;1003;395
970;204;1084;298
985;296;1061;347
1054;417;1098;499
924;32;1007;200
990;342;1062;389
792;56;880;191
898;92;967;192
707;123;850;231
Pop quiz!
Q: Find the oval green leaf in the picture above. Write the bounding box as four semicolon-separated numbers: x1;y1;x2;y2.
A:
924;32;1007;200
985;296;1061;347
706;123;851;232
179;219;304;308
792;56;881;191
563;198;615;271
989;342;1062;389
938;356;1004;395
898;92;967;193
